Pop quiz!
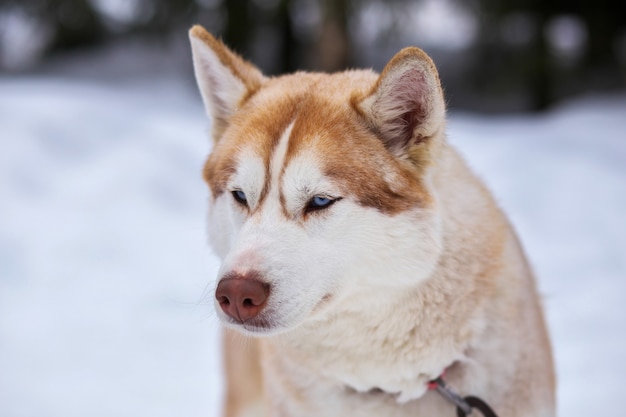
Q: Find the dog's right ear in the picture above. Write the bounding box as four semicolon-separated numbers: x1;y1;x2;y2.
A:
353;47;446;170
189;25;265;140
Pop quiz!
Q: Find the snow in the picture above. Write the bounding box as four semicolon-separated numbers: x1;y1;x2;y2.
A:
447;98;626;416
0;76;624;417
0;77;222;417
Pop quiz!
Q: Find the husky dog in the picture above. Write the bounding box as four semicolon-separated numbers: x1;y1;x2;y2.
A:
189;24;555;417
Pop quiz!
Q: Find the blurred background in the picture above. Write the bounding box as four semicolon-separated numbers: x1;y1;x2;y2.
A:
0;1;625;417
1;0;625;110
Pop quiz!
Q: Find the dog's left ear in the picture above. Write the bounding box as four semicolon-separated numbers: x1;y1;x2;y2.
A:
189;25;266;140
354;47;446;164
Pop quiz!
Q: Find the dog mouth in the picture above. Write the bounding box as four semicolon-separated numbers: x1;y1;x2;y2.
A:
216;303;281;335
239;316;273;332
215;293;335;337
218;293;335;336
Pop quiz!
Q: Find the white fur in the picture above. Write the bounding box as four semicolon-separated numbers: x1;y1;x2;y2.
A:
189;36;247;123
212;123;449;404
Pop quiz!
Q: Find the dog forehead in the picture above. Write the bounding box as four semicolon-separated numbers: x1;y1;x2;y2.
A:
205;71;429;214
283;99;429;215
204;73;360;192
228;69;377;150
202;81;302;196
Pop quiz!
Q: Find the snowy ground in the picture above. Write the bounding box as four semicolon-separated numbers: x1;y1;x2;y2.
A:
0;76;624;417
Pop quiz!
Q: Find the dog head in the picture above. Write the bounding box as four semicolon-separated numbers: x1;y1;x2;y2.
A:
190;25;447;336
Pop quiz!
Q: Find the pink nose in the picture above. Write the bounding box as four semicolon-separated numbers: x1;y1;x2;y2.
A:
215;275;270;322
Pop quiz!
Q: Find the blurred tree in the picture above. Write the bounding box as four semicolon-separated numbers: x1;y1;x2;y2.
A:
1;0;623;111
469;0;626;110
0;0;106;50
315;0;351;71
222;0;253;57
216;0;352;74
219;0;300;74
136;0;199;36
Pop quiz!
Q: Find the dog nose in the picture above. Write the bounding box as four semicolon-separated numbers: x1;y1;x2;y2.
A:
215;275;270;322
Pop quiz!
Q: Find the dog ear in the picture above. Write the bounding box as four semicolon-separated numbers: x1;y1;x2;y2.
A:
354;47;446;163
189;25;266;140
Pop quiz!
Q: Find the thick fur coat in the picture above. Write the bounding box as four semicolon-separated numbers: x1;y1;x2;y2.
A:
188;25;556;417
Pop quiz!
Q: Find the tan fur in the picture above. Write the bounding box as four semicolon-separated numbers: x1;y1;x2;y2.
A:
189;25;555;417
222;330;266;417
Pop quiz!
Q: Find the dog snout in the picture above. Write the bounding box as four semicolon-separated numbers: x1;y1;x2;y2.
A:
215;272;270;323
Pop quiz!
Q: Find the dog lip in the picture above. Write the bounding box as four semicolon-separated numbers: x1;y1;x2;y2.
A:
226;315;273;332
219;295;334;334
242;322;270;332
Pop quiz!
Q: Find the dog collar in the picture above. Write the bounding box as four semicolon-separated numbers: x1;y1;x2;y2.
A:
345;369;499;416
428;374;499;417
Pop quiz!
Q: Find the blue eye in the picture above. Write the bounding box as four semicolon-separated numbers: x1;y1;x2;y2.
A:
232;190;248;205
306;195;340;213
312;196;332;207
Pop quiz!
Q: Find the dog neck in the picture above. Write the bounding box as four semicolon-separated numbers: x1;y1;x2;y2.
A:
271;284;475;404
342;361;464;401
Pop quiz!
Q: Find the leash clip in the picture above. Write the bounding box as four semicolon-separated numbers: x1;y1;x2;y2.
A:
428;376;499;417
429;377;473;415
